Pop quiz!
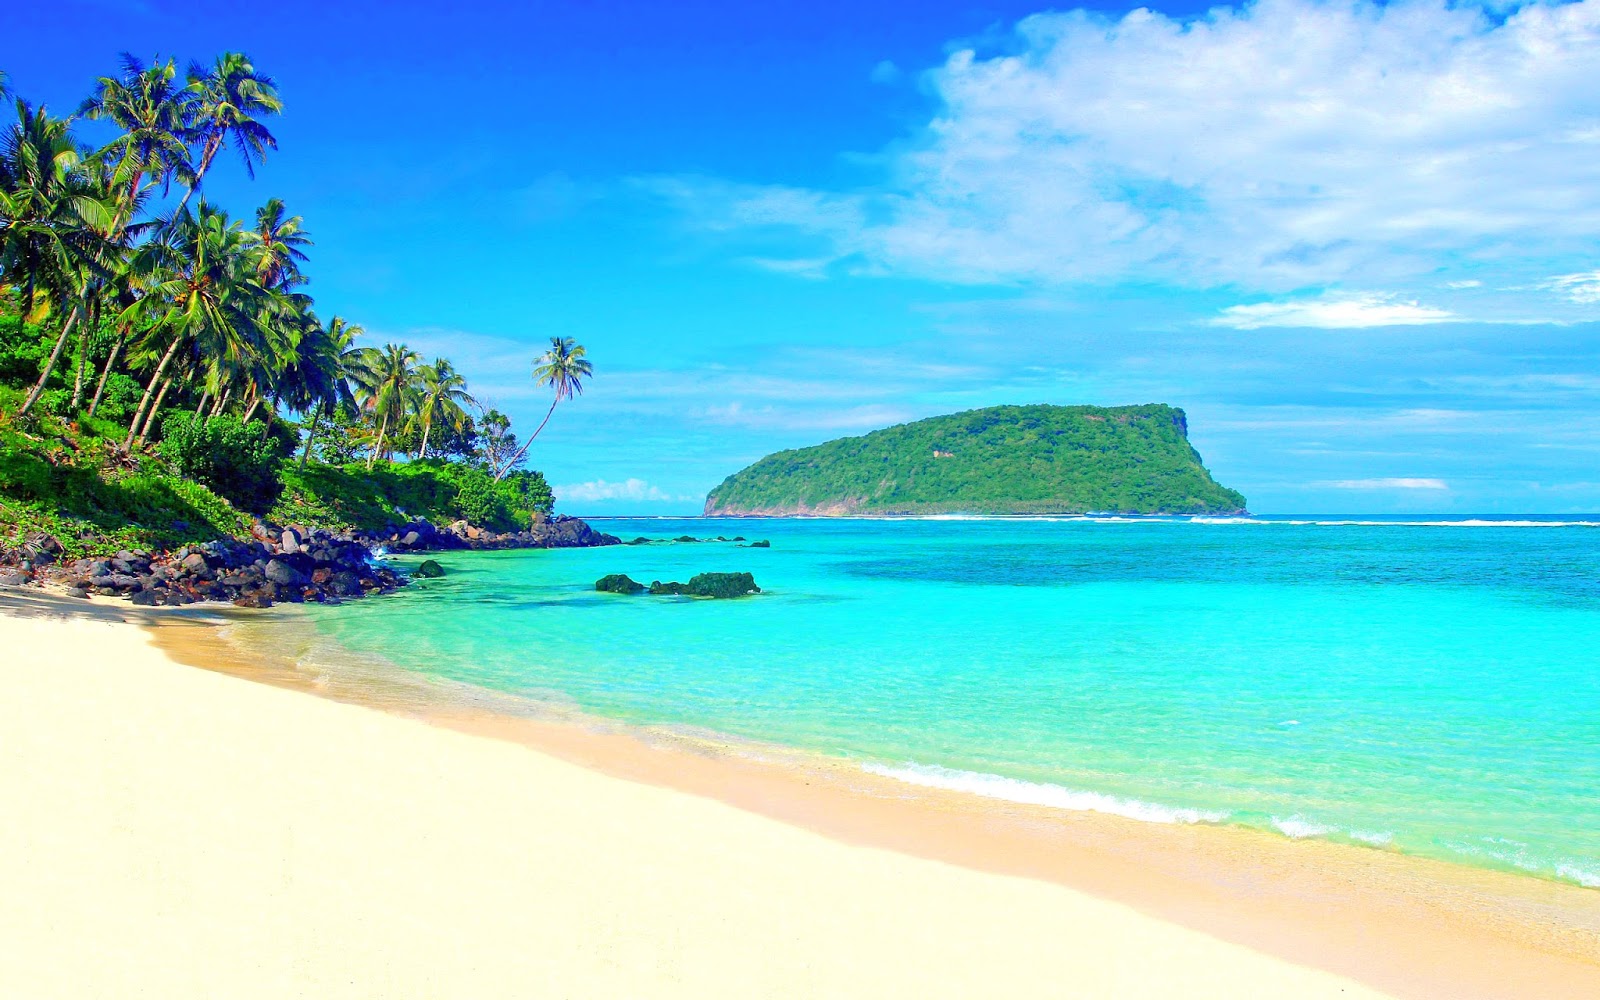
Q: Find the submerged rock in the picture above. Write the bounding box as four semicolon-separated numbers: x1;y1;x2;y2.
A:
596;573;646;594
743;540;771;548
413;559;445;579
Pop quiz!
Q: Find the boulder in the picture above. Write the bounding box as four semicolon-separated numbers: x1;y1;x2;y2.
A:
264;559;309;587
180;552;211;575
64;587;89;600
0;572;29;587
413;559;445;579
233;594;272;609
595;574;645;594
675;535;698;543
281;528;304;554
745;540;771;548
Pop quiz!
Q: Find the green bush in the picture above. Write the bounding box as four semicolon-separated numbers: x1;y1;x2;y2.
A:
157;411;294;513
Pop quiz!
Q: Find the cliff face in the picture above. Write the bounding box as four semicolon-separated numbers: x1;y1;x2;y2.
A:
704;404;1247;517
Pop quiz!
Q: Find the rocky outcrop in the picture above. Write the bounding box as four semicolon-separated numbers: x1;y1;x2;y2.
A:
0;512;618;608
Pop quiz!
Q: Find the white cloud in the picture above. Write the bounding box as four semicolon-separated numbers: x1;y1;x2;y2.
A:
1443;280;1482;289
1317;477;1450;489
1541;269;1600;303
1213;292;1456;329
679;0;1600;291
555;478;673;503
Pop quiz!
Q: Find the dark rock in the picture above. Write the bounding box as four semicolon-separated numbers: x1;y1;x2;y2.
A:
233;594;272;609
649;572;760;598
330;571;363;597
745;540;771;548
129;590;160;606
595;573;645;594
65;587;89;600
264;559;308;587
626;537;653;545
311;567;333;585
180;552;211;575
413;559;445;579
675;535;699;543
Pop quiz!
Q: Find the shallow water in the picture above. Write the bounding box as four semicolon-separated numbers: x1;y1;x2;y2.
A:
297;516;1600;888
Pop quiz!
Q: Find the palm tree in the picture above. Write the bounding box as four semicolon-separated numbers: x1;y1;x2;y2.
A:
175;52;280;214
79;55;193;232
118;203;272;448
413;358;476;459
292;315;367;466
354;342;421;469
2;100;117;416
251;198;310;290
495;336;593;480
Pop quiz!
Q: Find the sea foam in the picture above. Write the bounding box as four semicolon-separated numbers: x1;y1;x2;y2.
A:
861;762;1227;825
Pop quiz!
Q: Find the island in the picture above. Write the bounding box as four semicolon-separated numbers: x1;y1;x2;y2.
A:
704;404;1247;516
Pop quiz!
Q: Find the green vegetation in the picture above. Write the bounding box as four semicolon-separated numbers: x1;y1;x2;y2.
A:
705;404;1247;516
0;54;591;556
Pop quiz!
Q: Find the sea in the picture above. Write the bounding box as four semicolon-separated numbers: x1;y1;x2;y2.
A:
271;515;1600;889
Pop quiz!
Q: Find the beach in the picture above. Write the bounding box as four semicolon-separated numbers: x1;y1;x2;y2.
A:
2;591;1597;999
0;594;1402;998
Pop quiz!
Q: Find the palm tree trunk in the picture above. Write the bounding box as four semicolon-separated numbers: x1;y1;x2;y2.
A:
299;402;324;467
138;376;175;446
124;337;183;450
368;412;389;471
494;398;559;480
173;137;220;216
87;327;127;418
210;386;231;419
243;395;262;424
18;305;82;417
194;391;209;416
69;319;91;413
419;418;432;460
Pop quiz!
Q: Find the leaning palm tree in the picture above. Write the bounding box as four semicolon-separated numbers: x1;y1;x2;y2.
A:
412;358;476;459
118;203;271;448
175;52;280;213
494;336;593;480
3;100;117;416
354;342;421;469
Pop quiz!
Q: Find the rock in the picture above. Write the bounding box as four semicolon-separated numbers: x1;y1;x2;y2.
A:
675;535;698;543
129;589;160;606
0;572;29;587
180;552;211;574
330;571;363;597
400;530;422;548
311;567;333;585
745;540;771;548
626;537;653;545
65;587;89;600
281;528;304;554
413;559;445;579
264;559;309;587
233;594;272;609
650;572;761;598
595;573;645;594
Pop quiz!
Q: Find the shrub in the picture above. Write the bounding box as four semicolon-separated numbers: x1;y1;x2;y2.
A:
157;412;293;512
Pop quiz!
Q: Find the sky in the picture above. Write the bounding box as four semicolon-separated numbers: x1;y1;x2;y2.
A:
6;0;1600;515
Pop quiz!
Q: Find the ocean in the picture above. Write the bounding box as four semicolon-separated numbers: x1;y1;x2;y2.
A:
275;516;1600;888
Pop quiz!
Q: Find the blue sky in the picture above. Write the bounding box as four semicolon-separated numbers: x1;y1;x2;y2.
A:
7;0;1600;514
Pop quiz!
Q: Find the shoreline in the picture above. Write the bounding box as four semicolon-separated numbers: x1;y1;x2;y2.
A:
157;595;1600;996
6;590;1599;997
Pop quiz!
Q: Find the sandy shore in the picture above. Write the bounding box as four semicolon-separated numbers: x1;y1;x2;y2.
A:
1;592;1595;998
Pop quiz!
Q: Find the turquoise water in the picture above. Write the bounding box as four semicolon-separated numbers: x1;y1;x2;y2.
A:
299;516;1600;888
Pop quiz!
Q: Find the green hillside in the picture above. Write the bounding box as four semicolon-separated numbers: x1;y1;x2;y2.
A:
704;404;1246;516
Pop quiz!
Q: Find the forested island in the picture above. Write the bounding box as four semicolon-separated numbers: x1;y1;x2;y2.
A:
704;404;1247;516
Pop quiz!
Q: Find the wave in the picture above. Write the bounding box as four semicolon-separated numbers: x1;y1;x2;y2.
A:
1193;517;1600;528
860;762;1228;825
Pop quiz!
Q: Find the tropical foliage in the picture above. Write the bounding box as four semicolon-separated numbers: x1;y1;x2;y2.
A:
705;404;1249;515
0;54;591;554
